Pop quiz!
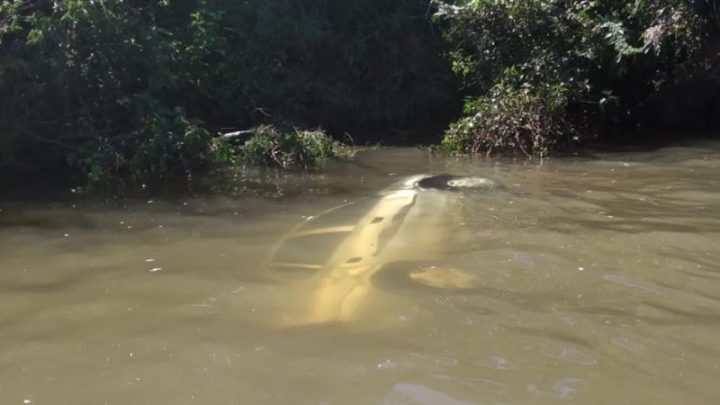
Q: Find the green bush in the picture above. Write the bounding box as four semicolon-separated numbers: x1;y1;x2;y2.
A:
443;77;571;157
435;0;711;155
0;0;453;188
2;0;717;186
241;125;339;170
130;109;233;183
77;108;233;190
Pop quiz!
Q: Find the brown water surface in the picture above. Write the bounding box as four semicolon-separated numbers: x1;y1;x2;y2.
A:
1;143;720;404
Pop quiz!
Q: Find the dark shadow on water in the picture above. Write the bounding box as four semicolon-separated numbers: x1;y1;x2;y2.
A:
501;326;594;348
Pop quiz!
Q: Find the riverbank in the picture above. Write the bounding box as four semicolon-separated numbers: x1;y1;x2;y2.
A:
2;1;719;192
2;135;719;202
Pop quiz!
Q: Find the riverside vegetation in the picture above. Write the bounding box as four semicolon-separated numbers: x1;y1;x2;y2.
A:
1;0;719;190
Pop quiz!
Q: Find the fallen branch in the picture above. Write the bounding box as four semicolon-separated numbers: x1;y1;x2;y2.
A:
220;129;254;142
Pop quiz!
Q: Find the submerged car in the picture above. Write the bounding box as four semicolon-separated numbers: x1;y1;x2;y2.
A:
268;174;494;325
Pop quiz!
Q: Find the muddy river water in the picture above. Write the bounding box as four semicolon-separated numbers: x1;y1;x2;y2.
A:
1;143;720;404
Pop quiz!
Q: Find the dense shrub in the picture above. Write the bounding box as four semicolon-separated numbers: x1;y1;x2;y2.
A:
0;0;453;187
1;0;718;187
241;126;339;170
179;0;455;131
77;108;234;191
130;109;233;183
442;77;572;157
435;0;712;155
0;0;187;177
